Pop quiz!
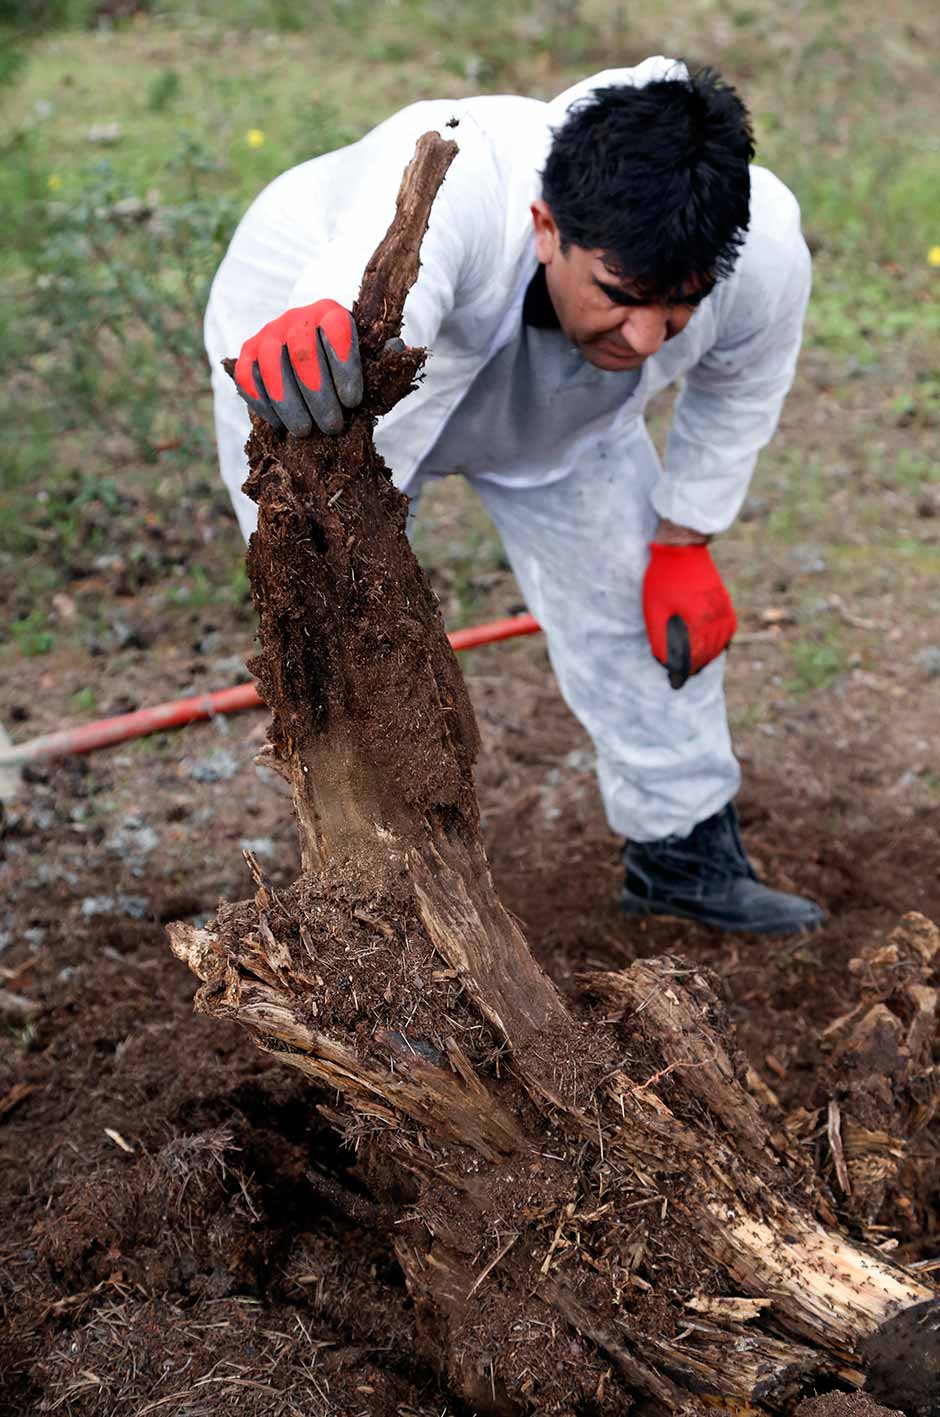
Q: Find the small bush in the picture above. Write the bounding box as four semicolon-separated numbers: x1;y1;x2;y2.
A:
1;137;241;470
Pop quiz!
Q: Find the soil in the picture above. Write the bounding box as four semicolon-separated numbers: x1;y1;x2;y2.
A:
2;169;938;1408
797;1397;903;1417
2;628;939;1413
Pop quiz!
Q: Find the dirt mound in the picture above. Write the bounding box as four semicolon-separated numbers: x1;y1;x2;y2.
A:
2;666;939;1412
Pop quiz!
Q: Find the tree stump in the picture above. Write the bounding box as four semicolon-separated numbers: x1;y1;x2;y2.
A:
170;134;938;1415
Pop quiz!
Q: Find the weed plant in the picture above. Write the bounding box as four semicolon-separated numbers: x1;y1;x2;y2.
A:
8;138;239;466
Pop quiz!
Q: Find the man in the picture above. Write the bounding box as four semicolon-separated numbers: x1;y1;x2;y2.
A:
205;56;823;935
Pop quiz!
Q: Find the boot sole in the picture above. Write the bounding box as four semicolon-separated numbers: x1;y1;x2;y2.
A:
620;888;825;937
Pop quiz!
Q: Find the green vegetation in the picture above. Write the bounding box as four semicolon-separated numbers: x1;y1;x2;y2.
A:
70;684;97;711
1;0;938;705
787;634;848;695
9;608;55;657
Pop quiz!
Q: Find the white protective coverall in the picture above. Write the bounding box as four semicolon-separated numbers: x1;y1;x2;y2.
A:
205;57;811;842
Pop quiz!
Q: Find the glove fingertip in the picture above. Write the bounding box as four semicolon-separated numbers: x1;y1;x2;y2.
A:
319;303;355;363
319;324;363;409
234;349;258;399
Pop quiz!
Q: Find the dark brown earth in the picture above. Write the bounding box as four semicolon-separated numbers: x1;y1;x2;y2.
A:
2;645;939;1412
4;480;939;1412
798;1395;904;1417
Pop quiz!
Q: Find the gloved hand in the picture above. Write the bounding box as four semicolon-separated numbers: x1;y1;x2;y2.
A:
234;300;363;437
642;543;737;690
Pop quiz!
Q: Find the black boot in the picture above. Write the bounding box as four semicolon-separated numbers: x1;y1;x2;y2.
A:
621;803;824;935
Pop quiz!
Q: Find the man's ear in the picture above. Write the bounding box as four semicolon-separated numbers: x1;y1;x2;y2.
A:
530;200;560;264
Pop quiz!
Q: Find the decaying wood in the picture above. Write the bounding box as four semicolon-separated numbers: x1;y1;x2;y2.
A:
790;912;940;1243
171;133;937;1413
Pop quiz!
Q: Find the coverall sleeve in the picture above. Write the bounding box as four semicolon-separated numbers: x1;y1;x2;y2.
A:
652;220;812;536
286;118;496;354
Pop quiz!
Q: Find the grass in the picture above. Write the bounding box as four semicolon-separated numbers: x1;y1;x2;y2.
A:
70;685;98;711
787;634;848;695
1;0;939;683
9;608;55;657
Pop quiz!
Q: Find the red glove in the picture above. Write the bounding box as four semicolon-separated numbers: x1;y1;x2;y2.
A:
642;543;737;690
234;300;362;437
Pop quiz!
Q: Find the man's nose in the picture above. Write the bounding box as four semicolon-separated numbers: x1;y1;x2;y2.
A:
621;307;667;357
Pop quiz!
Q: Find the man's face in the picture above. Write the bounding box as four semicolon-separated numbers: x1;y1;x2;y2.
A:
531;200;714;371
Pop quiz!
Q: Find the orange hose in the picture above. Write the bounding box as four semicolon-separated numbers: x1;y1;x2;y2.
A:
0;613;542;766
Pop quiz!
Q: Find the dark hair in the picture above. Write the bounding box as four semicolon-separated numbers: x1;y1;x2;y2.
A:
540;66;755;299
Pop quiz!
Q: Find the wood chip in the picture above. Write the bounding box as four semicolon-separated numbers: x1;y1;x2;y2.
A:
352;910;396;940
820;1001;866;1038
828;593;880;631
827;1099;852;1196
745;1066;780;1111
467;1233;519;1298
0;958;36;986
540;1209;568;1276
0;1081;35;1120
686;1295;772;1322
759;607;797;625
0;988;39;1019
104;1127;134;1153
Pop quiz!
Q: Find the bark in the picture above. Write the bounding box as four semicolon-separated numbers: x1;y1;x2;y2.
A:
172;134;937;1414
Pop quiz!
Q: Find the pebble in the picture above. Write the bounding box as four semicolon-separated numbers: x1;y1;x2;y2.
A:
188;749;239;783
30;863;79;888
212;655;250;681
80;894;150;919
790;548;828;576
916;646;940;678
107;815;160;858
194;630;225;656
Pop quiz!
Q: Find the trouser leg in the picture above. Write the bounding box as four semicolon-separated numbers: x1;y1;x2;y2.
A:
470;424;741;842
